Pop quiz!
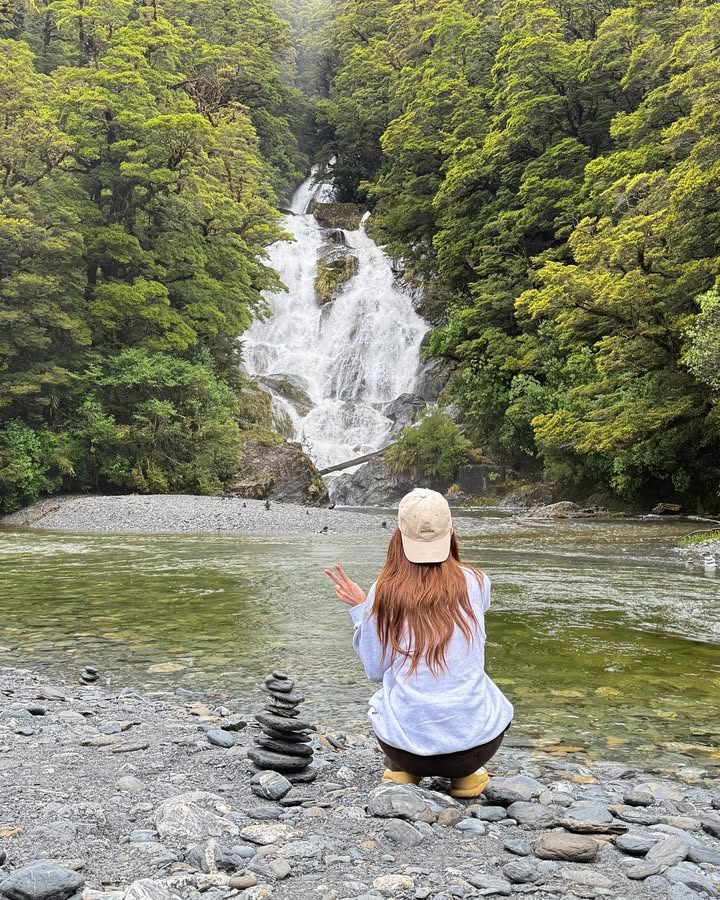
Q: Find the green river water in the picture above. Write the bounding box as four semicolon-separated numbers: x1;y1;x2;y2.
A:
2;512;719;772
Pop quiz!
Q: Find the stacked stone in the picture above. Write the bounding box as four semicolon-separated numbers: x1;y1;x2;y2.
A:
248;671;315;781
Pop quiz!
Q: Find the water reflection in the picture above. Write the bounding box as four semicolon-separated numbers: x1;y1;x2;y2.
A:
1;514;718;770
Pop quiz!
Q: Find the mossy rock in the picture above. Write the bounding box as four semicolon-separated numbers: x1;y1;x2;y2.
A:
258;374;314;417
315;256;359;303
237;382;274;430
311;201;364;229
228;439;328;505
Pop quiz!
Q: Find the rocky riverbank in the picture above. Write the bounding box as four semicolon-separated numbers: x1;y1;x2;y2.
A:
676;536;720;569
2;667;719;900
0;496;398;536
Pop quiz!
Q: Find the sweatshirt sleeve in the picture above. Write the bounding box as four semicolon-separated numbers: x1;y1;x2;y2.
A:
348;584;392;683
483;573;492;611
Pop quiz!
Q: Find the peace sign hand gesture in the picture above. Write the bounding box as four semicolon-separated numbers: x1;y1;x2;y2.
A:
324;565;366;608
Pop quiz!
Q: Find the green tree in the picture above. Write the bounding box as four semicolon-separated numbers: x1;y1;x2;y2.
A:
386;409;472;480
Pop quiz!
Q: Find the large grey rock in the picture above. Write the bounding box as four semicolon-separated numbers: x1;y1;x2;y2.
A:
464;874;512;896
383;819;424;848
687;844;720;866
533;833;599;862
206;729;235;749
485;777;544;806
415;358;453;402
506;802;559;829
124;880;180;900
616;832;661;856
624;788;655;807
254;712;313;733
248;748;310;772
154;792;239;843
228;440;327;505
559;867;612;889
702;816;720;839
616;808;661;826
328;458;415;507
366;783;460;824
502;860;540;884
634;781;686;802
651;824;704;846
250;771;292;801
626;834;690;879
0;863;84;900
255;736;312;757
382;394;427;436
471;806;509;822
504;838;532;857
665;862;719;897
559;801;627;834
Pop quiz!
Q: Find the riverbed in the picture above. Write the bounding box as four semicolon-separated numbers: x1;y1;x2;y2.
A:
2;500;719;773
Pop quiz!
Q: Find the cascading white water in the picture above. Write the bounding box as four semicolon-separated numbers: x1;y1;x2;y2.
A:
243;172;428;470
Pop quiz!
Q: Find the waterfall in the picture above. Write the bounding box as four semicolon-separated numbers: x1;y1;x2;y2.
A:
243;172;428;471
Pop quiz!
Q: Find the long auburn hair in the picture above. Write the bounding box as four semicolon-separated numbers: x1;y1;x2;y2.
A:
372;529;482;676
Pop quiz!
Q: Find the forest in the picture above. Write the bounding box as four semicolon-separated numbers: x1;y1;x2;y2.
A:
1;0;720;512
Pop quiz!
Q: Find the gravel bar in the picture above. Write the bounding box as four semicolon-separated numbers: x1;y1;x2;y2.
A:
1;666;719;900
0;495;445;536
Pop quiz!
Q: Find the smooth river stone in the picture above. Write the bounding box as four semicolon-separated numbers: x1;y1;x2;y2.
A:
264;676;294;693
0;864;84;900
506;802;559;829
559;802;627;834
256;712;314;733
616;832;661;856
261;726;312;743
248;748;311;771
626;834;690;880
263;704;300;719
251;771;293;801
260;684;305;705
534;833;599;862
255;736;313;757
615;808;661;826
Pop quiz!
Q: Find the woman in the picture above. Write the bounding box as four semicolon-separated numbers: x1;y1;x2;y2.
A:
325;488;513;798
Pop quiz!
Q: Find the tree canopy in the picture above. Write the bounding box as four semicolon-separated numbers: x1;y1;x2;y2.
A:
318;0;720;509
0;0;308;510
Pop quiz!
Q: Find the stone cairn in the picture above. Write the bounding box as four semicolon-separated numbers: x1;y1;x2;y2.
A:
248;670;316;781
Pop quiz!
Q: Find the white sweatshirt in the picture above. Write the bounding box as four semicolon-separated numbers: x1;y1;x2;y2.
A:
348;569;513;755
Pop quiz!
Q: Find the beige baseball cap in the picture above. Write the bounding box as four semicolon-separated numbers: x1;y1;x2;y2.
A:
398;488;453;564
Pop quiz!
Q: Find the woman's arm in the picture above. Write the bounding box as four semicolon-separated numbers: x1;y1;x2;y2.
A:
325;567;390;683
348;584;392;682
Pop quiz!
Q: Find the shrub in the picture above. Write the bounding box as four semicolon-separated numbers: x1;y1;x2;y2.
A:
385;409;472;480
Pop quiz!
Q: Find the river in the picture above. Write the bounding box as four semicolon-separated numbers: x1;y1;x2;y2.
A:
2;512;719;773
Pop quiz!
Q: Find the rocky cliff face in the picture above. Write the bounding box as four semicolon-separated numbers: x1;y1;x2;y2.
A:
328;457;449;507
228;440;328;505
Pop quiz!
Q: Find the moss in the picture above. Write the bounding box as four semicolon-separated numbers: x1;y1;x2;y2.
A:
315;256;359;303
237;382;273;430
311;202;364;229
679;528;720;547
237;424;284;447
273;408;295;439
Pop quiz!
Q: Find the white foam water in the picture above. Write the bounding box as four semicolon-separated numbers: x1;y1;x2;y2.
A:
243;172;428;470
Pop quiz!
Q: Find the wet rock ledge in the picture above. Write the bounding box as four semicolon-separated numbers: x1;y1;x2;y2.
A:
1;668;719;900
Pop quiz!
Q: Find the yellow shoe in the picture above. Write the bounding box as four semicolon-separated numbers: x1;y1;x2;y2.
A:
382;769;421;785
450;768;490;798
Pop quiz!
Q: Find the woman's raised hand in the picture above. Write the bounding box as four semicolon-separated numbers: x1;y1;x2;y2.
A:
324;565;366;607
